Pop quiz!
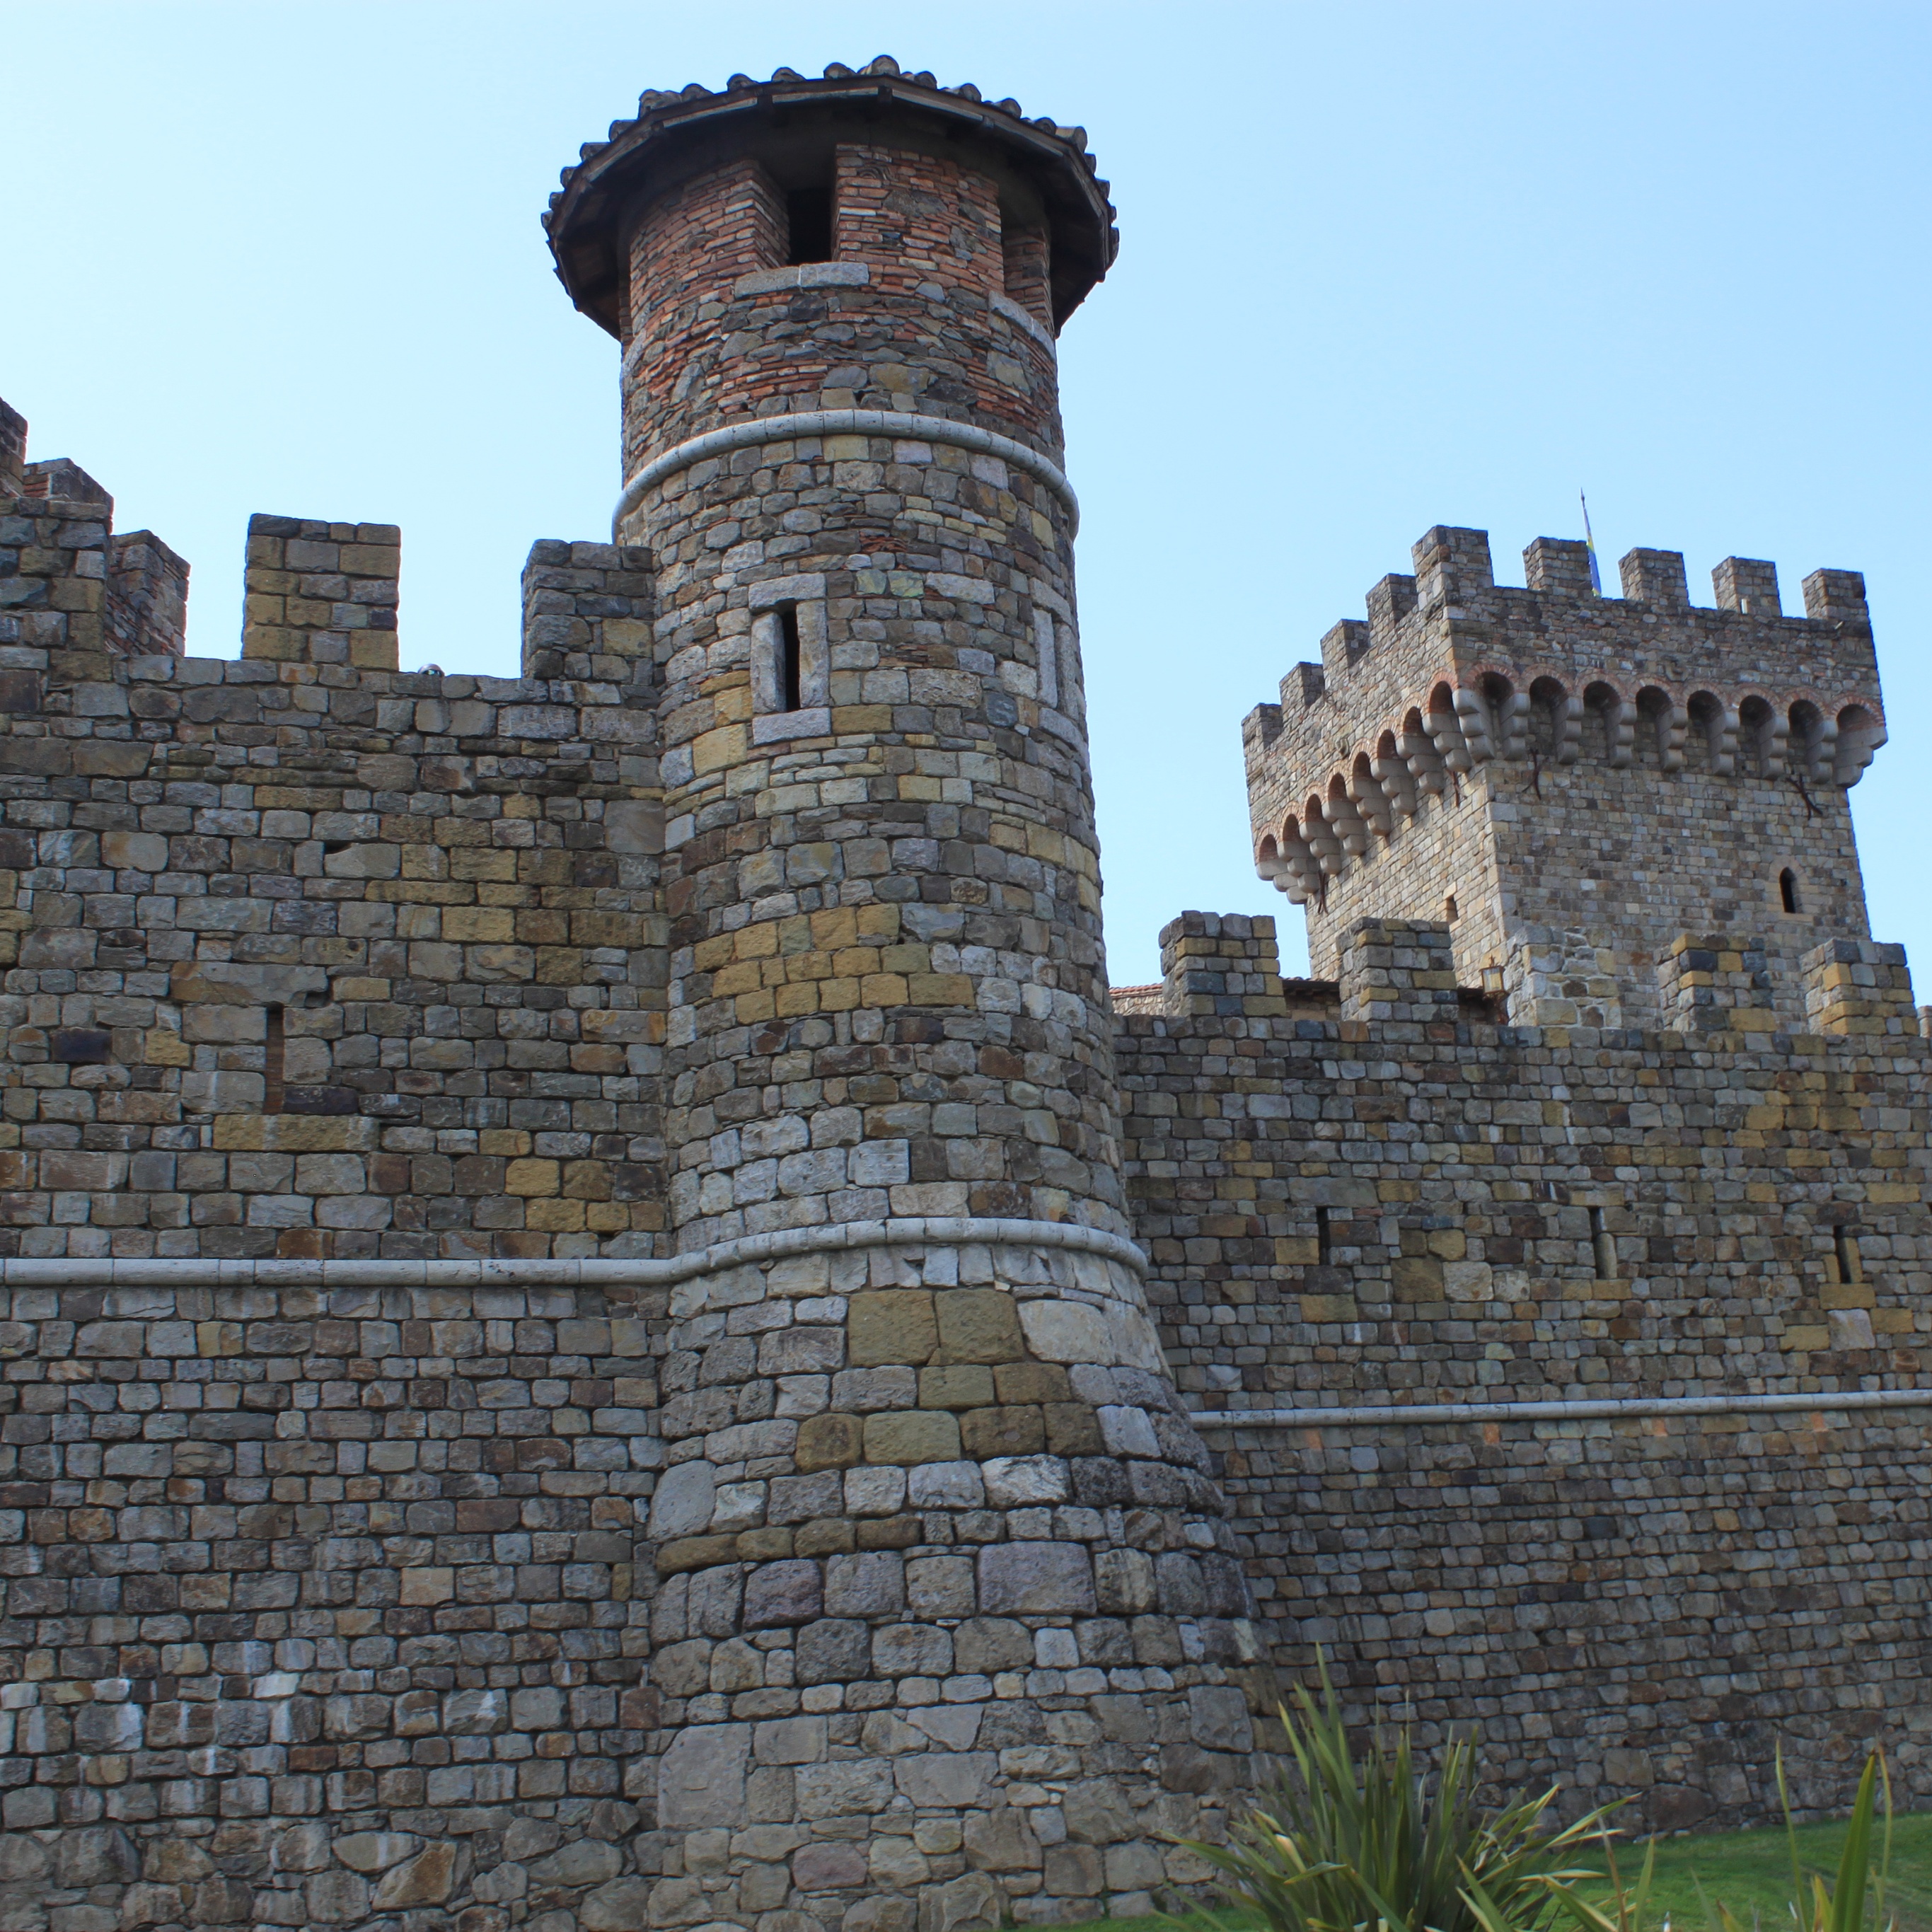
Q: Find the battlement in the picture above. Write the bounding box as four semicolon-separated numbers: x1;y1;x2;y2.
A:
1243;522;1885;1026
0;398;191;664
1245;526;1882;863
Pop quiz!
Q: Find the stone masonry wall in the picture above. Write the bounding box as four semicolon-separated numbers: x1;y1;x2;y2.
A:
0;1266;659;1931
0;487;665;1264
11;45;1926;1932
1245;528;1882;1028
604;99;1273;1932
1113;911;1932;1828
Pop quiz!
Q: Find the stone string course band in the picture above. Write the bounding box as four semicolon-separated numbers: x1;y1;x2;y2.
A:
613;414;1081;540
1193;1389;1932;1428
0;1218;1146;1292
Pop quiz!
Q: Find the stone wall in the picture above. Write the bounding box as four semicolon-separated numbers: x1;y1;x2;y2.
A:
1113;910;1932;1825
0;480;665;1264
1244;526;1884;1028
0;1264;657;1929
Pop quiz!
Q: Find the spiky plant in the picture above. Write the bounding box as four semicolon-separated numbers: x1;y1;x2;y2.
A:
1185;1663;1622;1932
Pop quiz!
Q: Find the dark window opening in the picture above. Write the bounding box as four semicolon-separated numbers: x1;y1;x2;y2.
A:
265;1006;286;1116
1590;1205;1617;1279
1835;1224;1863;1283
1445;893;1459;922
1317;1205;1333;1266
777;606;803;710
1779;867;1800;914
786;185;834;265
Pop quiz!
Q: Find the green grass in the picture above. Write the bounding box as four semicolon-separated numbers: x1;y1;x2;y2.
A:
1057;1810;1932;1932
1580;1808;1932;1931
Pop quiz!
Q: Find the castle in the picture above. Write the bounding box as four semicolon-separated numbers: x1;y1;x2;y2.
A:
0;53;1926;1932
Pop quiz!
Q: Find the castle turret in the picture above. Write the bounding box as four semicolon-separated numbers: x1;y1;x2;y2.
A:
1244;526;1887;1029
549;59;1266;1926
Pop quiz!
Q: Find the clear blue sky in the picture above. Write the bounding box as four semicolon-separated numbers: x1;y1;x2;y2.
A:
5;2;1926;985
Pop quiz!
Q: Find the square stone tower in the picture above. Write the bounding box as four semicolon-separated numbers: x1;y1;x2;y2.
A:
1243;526;1886;1028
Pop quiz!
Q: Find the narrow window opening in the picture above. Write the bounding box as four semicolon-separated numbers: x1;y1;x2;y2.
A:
777;605;803;711
1834;1224;1863;1283
1444;893;1459;923
1317;1205;1333;1266
1590;1205;1617;1279
786;185;834;265
1779;867;1800;915
264;1005;286;1116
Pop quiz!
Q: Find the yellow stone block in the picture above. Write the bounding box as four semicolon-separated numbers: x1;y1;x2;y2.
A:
145;1029;190;1067
819;977;860;1012
480;1130;531;1156
1822;1282;1876;1309
196;1321;243;1357
692;724;747;774
451;849;516;881
860;973;909;1007
710;961;763;997
349;635;399;671
1300;1295;1357;1322
736;990;777;1022
774;982;820;1017
734;922;778;959
504;1158;560;1197
526;1197;586;1232
444;906;514;943
909;974;973;1007
1782;1324;1829;1351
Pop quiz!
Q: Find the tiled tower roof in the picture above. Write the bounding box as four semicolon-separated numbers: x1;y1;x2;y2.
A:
545;54;1118;336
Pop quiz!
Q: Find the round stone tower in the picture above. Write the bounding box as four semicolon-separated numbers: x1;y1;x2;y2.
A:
549;58;1268;1928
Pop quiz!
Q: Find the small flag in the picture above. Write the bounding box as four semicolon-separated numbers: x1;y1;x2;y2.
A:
1580;492;1602;596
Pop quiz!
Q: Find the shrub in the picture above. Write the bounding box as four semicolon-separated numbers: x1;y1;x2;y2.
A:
1185;1665;1621;1932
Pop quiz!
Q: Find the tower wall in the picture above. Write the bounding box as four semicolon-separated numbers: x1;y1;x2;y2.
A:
569;62;1268;1932
1245;527;1884;1029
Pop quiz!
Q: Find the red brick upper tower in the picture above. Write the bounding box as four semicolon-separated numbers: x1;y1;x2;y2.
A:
547;57;1114;462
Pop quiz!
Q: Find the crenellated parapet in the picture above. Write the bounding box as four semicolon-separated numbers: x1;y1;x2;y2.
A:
1245;526;1884;910
1242;525;1885;1026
